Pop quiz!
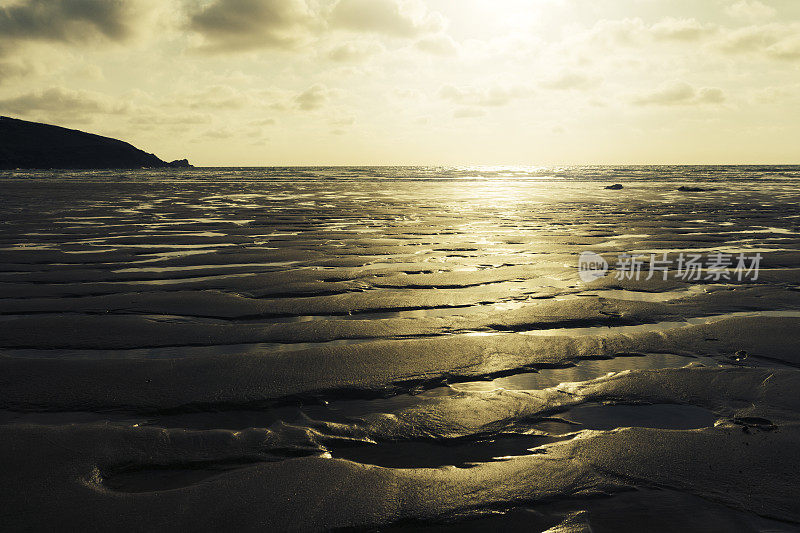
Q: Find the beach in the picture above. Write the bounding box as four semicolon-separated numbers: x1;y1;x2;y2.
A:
1;166;799;532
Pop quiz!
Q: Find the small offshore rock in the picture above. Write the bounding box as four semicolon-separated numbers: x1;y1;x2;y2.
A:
677;186;712;192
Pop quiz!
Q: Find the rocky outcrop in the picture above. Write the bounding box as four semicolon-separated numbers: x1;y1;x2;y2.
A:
0;116;191;169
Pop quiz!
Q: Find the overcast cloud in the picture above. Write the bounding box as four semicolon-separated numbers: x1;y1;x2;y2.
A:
0;0;798;165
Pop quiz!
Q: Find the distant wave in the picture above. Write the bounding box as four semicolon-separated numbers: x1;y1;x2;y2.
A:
2;164;800;182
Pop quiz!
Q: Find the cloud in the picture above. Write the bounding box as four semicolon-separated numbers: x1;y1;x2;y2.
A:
649;17;717;41
0;86;127;114
177;85;255;109
753;83;800;104
726;0;776;21
326;40;384;62
187;0;452;55
329;115;355;127
129;113;213;126
584;18;647;47
717;24;778;54
188;0;316;53
540;70;601;91
439;84;532;107
453;107;487;119
163;86;300;115
0;58;41;84
76;64;104;81
195;127;236;141
716;23;800;60
632;82;725;106
572;16;800;64
329;0;444;37
0;86;131;124
563;16;800;68
0;0;156;49
581;17;716;49
250;118;277;126
696;87;726;104
294;84;330;110
766;36;800;60
414;34;458;56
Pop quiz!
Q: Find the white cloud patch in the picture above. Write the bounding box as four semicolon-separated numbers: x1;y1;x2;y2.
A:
453;107;487;119
569;16;800;65
414;34;458;56
753;83;800;104
250;118;277;126
540;70;601;91
294;84;331;110
196;127;236;140
439;84;532;107
726;0;776;21
649;17;717;41
329;115;355;127
716;23;800;60
329;0;444;37
326;40;384;62
633;82;725;106
129;113;213;126
569;16;718;55
177;85;256;110
766;35;800;60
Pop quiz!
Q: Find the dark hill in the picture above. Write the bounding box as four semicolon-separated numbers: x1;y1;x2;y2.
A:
0;116;191;169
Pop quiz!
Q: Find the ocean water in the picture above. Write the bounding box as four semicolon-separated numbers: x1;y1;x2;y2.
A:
1;166;799;531
4;163;800;182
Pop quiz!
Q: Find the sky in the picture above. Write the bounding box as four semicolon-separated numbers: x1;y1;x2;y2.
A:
1;0;799;166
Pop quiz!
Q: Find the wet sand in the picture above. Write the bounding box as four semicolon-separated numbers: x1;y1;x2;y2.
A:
1;167;799;531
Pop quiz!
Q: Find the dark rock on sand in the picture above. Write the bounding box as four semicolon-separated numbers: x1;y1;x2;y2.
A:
677;185;712;192
0;116;191;169
604;183;624;190
732;417;778;433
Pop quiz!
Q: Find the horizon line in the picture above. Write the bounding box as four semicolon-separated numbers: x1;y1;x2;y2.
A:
173;163;800;168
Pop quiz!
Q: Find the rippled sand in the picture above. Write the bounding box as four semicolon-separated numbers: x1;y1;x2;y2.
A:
1;167;799;532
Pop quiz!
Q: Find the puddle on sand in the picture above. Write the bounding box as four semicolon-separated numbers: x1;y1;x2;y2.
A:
0;338;378;360
0;352;720;434
378;488;794;533
572;284;717;303
0;410;144;426
317;353;716;421
328;433;566;469
451;353;720;393
100;461;269;493
326;403;718;468
518;310;800;337
554;403;718;432
111;261;299;273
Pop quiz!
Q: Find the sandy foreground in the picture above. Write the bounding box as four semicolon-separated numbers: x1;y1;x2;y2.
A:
1;168;799;532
